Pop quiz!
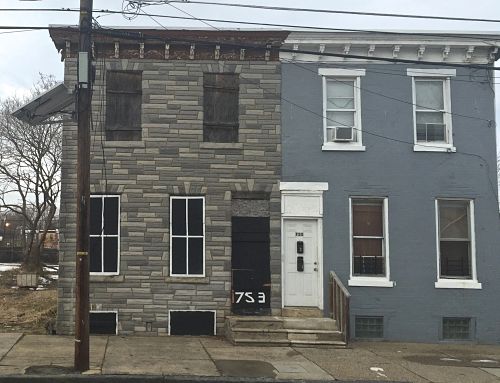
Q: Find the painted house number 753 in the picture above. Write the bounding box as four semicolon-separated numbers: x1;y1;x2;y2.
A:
235;292;266;304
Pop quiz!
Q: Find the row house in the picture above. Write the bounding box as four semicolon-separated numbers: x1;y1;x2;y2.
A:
23;27;500;344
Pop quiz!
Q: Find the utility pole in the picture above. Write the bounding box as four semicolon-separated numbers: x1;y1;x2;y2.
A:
75;0;93;372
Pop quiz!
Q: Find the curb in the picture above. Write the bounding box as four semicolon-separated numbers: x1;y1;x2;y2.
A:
0;375;340;383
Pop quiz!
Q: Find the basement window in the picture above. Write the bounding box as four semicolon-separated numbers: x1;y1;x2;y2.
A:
89;311;117;335
355;316;384;339
169;310;216;336
442;317;472;340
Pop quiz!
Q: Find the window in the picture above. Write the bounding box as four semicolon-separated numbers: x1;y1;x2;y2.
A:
203;73;239;143
169;310;216;336
170;196;205;276
408;69;455;152
349;197;393;287
355;316;384;339
442;317;472;341
106;71;142;141
89;311;118;335
90;195;120;274
435;199;481;289
318;68;365;151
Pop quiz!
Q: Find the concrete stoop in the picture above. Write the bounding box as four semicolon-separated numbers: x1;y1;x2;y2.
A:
225;315;346;348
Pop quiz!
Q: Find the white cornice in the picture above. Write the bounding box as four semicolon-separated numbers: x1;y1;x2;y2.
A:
282;31;500;64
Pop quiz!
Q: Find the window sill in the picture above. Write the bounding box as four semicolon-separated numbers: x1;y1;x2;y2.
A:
103;141;145;148
322;143;366;152
435;279;482;289
413;144;456;153
200;142;243;149
90;274;123;283
166;276;209;284
348;278;394;288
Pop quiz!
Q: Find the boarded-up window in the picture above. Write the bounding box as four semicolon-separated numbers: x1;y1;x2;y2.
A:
203;73;239;142
106;71;142;141
90;312;117;335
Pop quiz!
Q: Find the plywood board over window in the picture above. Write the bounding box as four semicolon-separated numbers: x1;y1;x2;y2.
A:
203;73;239;143
105;71;142;141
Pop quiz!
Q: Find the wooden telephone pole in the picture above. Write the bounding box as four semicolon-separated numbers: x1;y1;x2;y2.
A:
75;0;93;372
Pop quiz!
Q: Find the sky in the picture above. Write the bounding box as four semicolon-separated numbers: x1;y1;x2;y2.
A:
0;0;499;148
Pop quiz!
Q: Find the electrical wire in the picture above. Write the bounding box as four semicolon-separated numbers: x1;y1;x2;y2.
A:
161;1;500;25
2;8;500;45
134;6;500;204
282;59;495;124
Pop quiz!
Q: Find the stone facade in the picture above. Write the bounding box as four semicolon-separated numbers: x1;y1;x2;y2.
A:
55;29;284;335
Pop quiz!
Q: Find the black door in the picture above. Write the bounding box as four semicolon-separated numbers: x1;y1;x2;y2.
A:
231;217;271;315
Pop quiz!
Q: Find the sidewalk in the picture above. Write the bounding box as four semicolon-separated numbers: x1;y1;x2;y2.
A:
1;333;500;382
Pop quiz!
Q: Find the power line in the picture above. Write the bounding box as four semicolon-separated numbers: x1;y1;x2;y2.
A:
1;7;500;44
283;59;496;123
286;59;500;85
164;1;500;25
91;26;500;72
135;6;500;203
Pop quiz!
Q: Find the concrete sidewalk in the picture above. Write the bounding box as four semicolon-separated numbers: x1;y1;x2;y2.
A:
1;333;500;382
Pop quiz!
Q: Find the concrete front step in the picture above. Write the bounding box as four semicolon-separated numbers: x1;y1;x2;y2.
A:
231;338;347;348
231;327;343;342
226;315;346;348
281;307;323;318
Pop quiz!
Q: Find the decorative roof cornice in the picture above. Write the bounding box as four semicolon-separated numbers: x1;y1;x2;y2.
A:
282;31;500;64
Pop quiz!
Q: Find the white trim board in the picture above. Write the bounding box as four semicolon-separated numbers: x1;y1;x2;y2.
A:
280;182;329;191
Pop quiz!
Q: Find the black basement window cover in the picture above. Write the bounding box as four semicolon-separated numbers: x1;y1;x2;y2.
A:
89;312;117;335
169;311;215;336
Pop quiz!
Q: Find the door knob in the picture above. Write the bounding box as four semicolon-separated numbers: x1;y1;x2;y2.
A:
314;268;318;271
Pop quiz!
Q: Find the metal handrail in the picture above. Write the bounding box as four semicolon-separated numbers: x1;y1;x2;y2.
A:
329;271;351;345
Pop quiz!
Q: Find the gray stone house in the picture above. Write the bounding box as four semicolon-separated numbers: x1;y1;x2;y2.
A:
281;31;500;343
50;27;288;336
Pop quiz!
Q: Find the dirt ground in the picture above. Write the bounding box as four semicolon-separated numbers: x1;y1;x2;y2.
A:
0;268;57;334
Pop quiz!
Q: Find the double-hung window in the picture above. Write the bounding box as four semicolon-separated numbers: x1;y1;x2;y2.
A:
318;68;365;151
90;195;120;274
170;196;205;277
435;199;481;289
408;69;456;152
349;197;393;287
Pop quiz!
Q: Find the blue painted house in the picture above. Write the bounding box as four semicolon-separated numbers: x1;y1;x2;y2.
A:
280;31;500;343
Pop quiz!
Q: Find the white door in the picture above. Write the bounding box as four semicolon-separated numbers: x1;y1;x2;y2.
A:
283;219;319;307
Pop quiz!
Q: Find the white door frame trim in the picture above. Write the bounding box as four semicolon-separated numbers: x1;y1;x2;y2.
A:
280;182;328;310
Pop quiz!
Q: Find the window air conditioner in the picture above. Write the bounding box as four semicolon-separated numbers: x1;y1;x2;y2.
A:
333;126;354;141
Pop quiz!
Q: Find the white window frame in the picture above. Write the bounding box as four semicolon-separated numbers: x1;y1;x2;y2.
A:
169;196;206;278
319;68;366;152
407;68;456;153
348;197;393;287
435;198;481;289
89;194;120;276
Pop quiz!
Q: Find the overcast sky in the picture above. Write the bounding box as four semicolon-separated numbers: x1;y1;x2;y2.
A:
0;0;499;147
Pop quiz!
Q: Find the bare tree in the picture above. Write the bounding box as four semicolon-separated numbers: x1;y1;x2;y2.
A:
0;74;62;271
